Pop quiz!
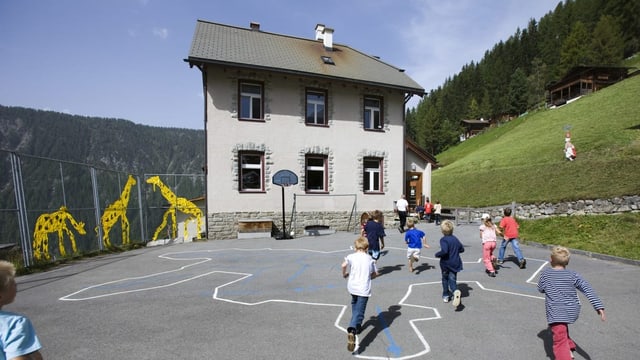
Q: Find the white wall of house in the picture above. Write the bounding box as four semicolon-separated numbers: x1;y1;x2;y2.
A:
205;67;407;221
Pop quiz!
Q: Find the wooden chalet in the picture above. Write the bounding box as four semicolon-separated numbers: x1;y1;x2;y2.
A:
547;66;632;106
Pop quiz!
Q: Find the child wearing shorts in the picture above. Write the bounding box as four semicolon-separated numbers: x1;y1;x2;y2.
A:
404;218;429;272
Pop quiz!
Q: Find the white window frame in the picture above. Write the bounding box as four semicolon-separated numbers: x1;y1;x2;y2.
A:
305;89;327;126
363;157;383;193
239;81;263;120
239;151;264;192
305;154;327;192
364;96;383;130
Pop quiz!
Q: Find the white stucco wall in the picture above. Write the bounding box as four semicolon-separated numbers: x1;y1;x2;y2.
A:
205;66;407;216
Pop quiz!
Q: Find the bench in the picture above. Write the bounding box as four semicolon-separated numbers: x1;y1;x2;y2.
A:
237;219;273;239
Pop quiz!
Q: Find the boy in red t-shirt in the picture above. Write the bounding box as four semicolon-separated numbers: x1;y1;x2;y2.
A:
424;200;433;223
497;208;526;269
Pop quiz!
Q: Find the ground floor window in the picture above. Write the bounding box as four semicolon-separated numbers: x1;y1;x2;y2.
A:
305;154;327;192
363;157;383;193
239;151;264;191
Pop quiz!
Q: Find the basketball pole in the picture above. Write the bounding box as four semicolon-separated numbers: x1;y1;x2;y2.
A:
280;184;289;239
272;169;298;240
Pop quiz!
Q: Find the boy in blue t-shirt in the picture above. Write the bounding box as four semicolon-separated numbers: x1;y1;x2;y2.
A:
404;218;429;272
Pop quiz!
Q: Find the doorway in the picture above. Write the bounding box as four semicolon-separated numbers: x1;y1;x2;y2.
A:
406;172;422;211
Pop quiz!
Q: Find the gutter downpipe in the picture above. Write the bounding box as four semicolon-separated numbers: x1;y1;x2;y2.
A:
189;60;208;239
402;93;414;208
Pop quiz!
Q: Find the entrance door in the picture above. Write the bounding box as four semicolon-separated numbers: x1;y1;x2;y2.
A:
406;173;422;211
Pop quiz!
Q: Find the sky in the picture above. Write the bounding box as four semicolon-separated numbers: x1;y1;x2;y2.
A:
0;0;561;130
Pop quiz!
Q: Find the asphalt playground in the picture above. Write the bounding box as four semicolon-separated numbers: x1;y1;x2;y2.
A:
10;220;640;359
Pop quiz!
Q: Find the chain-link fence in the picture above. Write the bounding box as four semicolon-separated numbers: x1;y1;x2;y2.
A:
0;150;204;267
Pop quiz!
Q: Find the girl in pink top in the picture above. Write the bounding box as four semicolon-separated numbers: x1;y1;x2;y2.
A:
479;214;498;277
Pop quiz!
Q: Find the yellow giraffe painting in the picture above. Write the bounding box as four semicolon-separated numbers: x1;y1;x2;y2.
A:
32;206;86;261
98;175;137;247
146;176;203;241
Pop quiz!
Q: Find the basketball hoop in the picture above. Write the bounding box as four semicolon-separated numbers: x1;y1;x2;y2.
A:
272;170;298;239
272;169;298;187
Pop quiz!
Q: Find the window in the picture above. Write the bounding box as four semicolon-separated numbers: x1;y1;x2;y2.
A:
320;56;335;65
305;155;327;192
239;82;263;120
363;158;383;193
239;151;264;191
306;89;327;125
363;97;383;130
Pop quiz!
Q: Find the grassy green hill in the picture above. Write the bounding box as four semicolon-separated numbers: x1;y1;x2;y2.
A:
430;61;640;260
432;73;640;207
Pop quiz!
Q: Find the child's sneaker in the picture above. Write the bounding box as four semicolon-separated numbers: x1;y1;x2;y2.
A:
347;328;356;352
519;259;527;269
443;296;450;303
452;289;462;307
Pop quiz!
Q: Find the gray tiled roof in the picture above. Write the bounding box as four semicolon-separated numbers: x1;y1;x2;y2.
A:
187;20;424;94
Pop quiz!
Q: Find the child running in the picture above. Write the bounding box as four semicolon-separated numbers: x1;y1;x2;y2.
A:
404;218;429;272
342;237;379;353
434;220;464;308
479;213;499;277
359;212;370;238
363;210;385;261
497;207;526;269
538;246;606;360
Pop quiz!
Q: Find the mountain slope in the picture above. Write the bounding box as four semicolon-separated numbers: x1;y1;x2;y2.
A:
432;74;640;207
0;105;205;175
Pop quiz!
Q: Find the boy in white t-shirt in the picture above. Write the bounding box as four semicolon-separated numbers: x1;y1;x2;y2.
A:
342;237;379;353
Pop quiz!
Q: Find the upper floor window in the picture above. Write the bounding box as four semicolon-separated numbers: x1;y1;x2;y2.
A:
305;154;328;192
363;157;383;193
364;96;383;130
239;82;263;120
239;151;264;192
306;89;327;126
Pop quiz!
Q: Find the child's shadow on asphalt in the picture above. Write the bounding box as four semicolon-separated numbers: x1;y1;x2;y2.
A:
377;264;402;276
536;328;592;359
414;262;435;274
357;305;402;353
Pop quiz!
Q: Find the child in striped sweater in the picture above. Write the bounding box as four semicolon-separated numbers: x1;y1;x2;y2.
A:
538;246;606;360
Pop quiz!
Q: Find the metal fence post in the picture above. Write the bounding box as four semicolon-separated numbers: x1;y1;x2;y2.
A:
136;175;146;242
90;167;104;251
10;153;32;267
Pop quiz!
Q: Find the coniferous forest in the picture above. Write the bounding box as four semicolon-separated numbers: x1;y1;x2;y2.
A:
406;0;640;155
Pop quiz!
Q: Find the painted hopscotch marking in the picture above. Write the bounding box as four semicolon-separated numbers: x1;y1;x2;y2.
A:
60;246;546;359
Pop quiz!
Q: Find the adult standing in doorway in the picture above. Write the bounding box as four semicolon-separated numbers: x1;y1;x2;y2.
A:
396;194;409;233
433;200;442;225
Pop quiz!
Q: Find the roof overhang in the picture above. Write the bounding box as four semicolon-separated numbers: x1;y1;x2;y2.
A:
185;57;425;97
